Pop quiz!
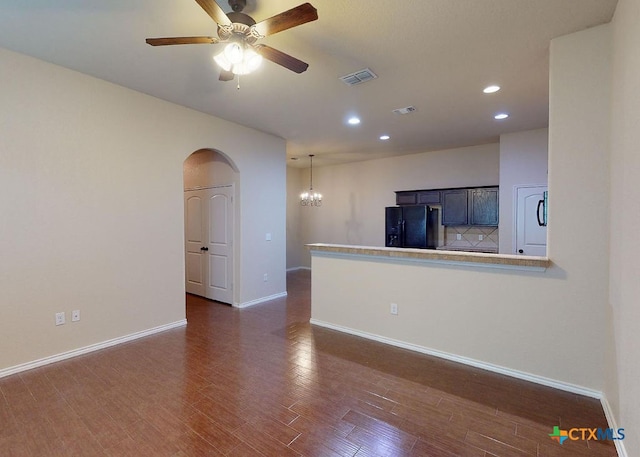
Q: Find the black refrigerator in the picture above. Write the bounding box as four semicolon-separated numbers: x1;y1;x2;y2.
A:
385;205;439;249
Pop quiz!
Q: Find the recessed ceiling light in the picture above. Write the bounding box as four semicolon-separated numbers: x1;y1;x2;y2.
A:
483;85;501;94
379;135;390;141
494;113;509;120
347;117;361;125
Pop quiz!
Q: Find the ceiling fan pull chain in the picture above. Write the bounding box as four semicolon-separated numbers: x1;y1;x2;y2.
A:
237;74;241;90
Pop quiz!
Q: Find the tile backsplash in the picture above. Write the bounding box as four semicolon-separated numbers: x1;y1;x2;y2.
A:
444;226;498;251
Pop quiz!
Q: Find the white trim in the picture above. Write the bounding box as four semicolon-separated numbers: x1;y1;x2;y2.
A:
235;292;287;309
310;318;601;399
601;397;628;457
0;320;187;379
286;266;311;272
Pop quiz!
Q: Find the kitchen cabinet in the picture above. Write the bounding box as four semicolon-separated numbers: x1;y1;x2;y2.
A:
395;190;441;206
470;188;499;226
417;191;441;205
395;191;418;205
442;189;469;225
442;187;499;226
397;186;498;226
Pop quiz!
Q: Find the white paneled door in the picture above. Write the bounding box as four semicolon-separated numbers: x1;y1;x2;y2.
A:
184;186;234;304
515;185;547;256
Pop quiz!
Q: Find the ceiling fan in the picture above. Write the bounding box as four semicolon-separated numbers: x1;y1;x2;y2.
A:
146;0;318;81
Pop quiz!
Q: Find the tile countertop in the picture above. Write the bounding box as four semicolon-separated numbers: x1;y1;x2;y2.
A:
306;244;550;270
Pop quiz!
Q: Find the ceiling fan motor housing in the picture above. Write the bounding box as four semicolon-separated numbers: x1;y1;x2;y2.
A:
228;0;247;12
226;12;256;26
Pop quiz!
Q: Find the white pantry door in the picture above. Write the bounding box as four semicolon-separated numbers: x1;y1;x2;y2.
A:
184;186;234;304
515;185;547;256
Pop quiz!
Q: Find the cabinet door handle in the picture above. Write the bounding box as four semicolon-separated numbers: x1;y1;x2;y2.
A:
536;199;545;226
200;247;209;251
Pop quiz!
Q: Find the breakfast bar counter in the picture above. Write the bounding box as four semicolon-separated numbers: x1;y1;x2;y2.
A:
307;243;550;271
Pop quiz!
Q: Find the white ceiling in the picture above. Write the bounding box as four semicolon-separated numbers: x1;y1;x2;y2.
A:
0;0;617;167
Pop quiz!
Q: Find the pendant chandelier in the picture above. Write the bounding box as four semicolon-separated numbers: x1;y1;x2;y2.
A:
300;154;322;207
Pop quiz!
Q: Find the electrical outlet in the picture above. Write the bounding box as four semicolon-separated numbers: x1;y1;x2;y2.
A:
390;303;398;315
456;233;462;240
72;310;80;322
263;273;268;282
265;233;272;241
479;234;484;241
55;312;65;326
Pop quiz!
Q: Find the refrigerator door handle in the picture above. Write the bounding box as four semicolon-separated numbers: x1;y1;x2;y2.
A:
536;199;546;226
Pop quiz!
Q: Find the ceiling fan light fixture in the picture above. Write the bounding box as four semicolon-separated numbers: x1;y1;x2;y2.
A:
224;42;244;64
214;42;263;76
241;48;263;73
214;51;232;71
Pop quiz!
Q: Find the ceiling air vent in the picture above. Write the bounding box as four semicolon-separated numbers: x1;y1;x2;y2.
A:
339;68;378;86
392;106;417;115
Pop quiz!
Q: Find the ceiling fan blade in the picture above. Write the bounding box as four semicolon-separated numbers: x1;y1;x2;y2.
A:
255;45;309;74
194;0;232;26
253;3;317;37
219;70;235;81
146;36;218;46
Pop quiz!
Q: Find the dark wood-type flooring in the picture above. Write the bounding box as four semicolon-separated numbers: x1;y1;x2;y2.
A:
0;270;617;456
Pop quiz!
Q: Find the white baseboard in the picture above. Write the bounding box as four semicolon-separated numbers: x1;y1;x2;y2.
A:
235;292;288;308
0;319;187;379
286;266;311;272
310;318;602;399
601;397;628;457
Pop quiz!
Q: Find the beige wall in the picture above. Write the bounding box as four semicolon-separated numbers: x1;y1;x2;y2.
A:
498;129;549;253
183;149;239;190
548;21;612;387
287;143;499;269
286;166;306;269
0;47;286;372
609;0;640;453
310;24;612;396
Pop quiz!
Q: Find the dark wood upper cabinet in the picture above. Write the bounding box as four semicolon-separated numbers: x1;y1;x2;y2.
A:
417;191;441;205
470;188;499;226
397;186;498;227
442;189;469;226
395;190;441;205
395;191;418;205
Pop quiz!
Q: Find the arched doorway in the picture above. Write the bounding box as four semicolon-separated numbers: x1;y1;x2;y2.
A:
183;149;239;305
